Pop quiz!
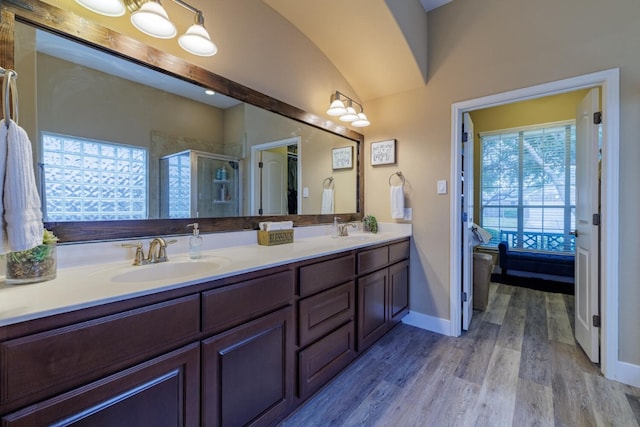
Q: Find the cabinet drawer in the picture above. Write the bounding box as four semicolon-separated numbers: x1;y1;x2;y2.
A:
202;270;293;335
3;343;200;427
0;294;200;412
389;239;410;264
357;246;389;275
298;281;354;348
299;255;355;297
298;321;355;400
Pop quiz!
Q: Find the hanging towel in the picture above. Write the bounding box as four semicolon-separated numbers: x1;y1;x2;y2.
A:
390;185;405;219
321;188;334;214
471;223;492;245
0;119;43;253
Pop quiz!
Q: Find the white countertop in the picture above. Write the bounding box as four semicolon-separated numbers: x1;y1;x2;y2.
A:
0;224;411;327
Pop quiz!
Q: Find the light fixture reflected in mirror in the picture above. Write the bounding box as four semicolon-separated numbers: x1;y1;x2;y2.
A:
326;91;370;127
76;0;217;57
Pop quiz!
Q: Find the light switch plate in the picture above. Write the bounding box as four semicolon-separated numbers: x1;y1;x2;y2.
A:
403;208;412;221
303;187;309;198
437;180;448;195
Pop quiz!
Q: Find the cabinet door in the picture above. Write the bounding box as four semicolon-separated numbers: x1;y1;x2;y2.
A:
357;269;388;352
202;307;294;427
389;260;410;325
2;343;200;427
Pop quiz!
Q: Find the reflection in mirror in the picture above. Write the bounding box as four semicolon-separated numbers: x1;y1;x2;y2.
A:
16;23;358;221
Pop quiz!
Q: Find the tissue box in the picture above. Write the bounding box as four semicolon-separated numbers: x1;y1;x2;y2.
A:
257;229;294;246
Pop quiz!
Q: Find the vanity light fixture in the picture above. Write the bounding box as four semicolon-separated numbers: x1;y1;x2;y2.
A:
75;0;126;16
326;91;370;127
75;0;218;57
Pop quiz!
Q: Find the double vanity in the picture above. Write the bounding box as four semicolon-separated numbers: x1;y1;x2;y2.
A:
0;226;410;426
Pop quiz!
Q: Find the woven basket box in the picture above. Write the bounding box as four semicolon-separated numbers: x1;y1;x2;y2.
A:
257;229;294;246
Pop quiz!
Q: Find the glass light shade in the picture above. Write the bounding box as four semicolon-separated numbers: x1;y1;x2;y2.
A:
179;24;218;56
327;99;347;116
131;1;177;39
75;0;125;16
352;112;370;127
340;104;358;122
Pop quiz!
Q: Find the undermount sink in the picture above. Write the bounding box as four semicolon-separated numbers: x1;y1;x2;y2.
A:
108;256;231;283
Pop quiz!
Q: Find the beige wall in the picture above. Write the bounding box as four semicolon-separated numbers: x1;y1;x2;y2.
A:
365;0;640;365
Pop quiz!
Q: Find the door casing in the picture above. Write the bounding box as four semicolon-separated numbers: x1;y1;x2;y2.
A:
449;69;620;381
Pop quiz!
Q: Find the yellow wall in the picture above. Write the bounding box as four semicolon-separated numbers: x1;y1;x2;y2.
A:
469;90;589;221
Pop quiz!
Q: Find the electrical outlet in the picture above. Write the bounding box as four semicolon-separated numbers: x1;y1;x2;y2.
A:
437;180;448;195
403;208;412;221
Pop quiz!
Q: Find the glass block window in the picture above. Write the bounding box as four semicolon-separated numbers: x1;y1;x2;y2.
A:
41;132;148;221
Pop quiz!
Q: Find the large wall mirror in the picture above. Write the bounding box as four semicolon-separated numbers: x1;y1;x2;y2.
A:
1;1;364;243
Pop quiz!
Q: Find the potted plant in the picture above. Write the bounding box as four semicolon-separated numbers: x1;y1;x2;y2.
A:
6;228;59;285
362;215;378;234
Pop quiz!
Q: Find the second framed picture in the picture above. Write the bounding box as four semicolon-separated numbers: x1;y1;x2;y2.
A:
332;146;353;170
371;139;396;166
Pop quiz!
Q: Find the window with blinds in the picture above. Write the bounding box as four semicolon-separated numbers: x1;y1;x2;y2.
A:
41;132;148;221
480;121;575;253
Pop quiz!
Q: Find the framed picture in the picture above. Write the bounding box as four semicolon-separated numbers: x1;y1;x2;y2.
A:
371;139;396;166
332;146;353;170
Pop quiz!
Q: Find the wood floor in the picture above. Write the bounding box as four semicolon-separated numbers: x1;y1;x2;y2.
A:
280;282;640;426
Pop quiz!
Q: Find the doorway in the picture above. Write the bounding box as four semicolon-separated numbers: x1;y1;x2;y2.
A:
250;137;302;216
449;69;620;379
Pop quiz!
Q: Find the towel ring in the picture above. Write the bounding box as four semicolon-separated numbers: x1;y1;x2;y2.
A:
388;171;405;186
323;177;334;189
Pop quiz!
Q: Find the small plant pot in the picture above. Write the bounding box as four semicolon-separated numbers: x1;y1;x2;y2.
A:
6;244;57;285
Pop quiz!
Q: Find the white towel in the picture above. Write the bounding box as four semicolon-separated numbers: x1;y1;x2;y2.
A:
260;221;294;231
471;223;492;244
321;188;334;214
390;185;404;219
0;119;43;253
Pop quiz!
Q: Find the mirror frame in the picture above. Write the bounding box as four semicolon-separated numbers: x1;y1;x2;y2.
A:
0;1;364;243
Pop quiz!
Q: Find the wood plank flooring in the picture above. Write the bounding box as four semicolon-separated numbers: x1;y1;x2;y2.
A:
280;283;640;426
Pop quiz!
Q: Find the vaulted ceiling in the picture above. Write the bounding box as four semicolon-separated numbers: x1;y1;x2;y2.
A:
264;0;452;102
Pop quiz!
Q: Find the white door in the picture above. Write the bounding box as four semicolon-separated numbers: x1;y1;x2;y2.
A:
574;88;600;363
462;113;475;330
260;150;287;215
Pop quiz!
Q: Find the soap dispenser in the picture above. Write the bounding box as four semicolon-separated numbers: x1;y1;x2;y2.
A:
187;223;202;259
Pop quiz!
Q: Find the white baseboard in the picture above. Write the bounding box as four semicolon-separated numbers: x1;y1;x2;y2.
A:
402;311;451;336
617;360;640;388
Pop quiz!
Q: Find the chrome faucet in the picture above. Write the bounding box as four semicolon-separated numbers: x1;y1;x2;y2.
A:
337;222;356;237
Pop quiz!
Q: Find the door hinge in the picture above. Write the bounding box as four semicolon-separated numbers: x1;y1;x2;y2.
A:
462;292;468;302
592;315;601;328
462;132;468;143
258;208;263;215
593;213;601;226
593;111;602;125
258;161;263;168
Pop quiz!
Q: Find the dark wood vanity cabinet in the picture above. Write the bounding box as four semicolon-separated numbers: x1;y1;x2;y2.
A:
200;269;295;427
296;255;357;400
357;239;410;353
0;238;409;426
2;343;201;426
202;307;294;427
